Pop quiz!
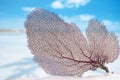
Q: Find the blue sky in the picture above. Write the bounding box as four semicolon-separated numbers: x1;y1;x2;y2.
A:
0;0;120;32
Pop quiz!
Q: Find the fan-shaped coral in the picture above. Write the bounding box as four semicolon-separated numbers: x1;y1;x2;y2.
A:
25;8;119;76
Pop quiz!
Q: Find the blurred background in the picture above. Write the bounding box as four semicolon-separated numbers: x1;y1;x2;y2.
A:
0;0;120;80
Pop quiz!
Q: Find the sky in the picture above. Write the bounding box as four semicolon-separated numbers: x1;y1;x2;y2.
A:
0;0;120;32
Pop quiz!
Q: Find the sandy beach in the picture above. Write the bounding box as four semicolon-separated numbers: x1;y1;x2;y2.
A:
0;32;120;80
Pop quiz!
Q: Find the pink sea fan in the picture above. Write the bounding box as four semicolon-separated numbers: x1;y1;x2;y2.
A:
25;8;120;76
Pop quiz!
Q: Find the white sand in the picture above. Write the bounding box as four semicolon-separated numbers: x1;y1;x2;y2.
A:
16;74;120;80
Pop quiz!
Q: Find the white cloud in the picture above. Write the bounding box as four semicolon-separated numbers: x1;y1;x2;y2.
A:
22;7;36;12
63;14;94;22
66;0;90;8
103;20;120;32
79;14;95;21
61;14;95;31
62;15;120;33
51;0;90;9
51;0;64;9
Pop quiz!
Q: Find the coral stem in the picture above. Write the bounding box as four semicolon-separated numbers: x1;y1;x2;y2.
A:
99;63;109;73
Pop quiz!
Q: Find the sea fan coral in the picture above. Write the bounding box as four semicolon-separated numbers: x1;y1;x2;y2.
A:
25;8;119;76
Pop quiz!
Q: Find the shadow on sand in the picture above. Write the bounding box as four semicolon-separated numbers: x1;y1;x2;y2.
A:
0;58;40;80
